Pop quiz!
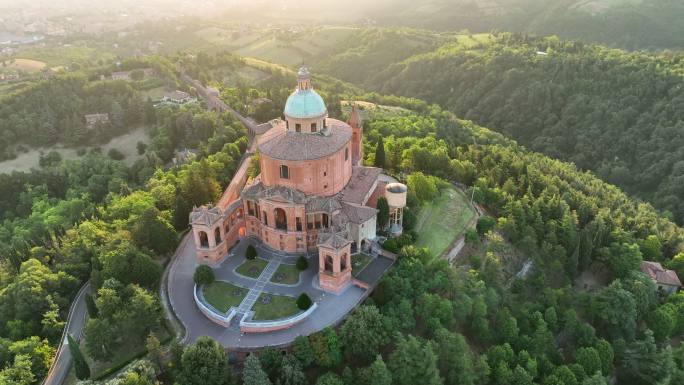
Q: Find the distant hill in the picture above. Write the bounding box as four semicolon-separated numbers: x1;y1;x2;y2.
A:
310;30;684;223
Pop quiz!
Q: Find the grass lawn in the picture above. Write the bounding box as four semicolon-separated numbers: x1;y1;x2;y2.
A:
270;264;300;285
252;293;300;320
236;258;268;278
414;186;476;257
202;281;247;313
352;253;373;278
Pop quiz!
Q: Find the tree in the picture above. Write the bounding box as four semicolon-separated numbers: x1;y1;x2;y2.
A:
178;336;233;385
194;265;215;285
277;354;306;385
617;330;673;385
259;347;282;381
85;317;119;361
340;305;387;365
575;347;601;376
296;256;308;271
297;293;312;310
316;372;344;385
292;336;314;368
146;333;162;370
388;334;442;385
476;216;497;236
356;355;392;385
85;293;98;318
374;137;386;168
68;334;90;380
310;328;341;368
243;354;271;385
131;207;178;255
136;141;147;155
595;339;614;375
593;281;637;340
0;354;35;385
377;197;390;231
647;305;675;342
246;245;258;260
434;328;475;385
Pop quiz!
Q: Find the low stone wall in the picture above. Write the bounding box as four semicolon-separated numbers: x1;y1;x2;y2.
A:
193;284;237;327
239;303;318;333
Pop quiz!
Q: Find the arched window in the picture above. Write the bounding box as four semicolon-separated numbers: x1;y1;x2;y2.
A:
322;213;329;228
311;122;317;132
214;227;222;244
225;223;230;234
345;147;349;161
341;253;347;270
325;255;334;273
274;208;287;230
280;165;289;179
199;231;209;248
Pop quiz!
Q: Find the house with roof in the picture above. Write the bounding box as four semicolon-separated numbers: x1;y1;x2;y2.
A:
161;90;197;105
641;261;682;294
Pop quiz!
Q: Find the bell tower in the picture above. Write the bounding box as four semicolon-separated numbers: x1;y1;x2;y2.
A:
348;103;363;166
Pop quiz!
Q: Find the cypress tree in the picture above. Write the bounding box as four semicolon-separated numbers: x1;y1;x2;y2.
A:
374;137;386;168
68;334;90;380
85;293;98;318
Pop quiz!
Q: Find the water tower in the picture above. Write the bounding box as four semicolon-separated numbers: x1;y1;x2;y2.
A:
385;183;407;236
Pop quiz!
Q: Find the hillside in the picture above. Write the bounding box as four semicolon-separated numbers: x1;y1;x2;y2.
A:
312;32;684;224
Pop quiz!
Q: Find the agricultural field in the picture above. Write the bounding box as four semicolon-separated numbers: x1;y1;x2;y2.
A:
3;58;47;73
414;185;476;257
0;127;151;173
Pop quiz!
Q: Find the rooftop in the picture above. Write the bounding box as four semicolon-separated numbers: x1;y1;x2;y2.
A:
335;166;382;205
641;261;682;287
258;118;352;161
284;89;327;119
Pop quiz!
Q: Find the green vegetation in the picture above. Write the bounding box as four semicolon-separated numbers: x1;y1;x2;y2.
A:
324;32;684;224
246;244;258;260
202;281;247;313
271;264;300;285
414;185;476;257
194;265;215;285
253;294;300;320
236;258;268;279
351;254;373;278
296;293;313;311
296;256;309;271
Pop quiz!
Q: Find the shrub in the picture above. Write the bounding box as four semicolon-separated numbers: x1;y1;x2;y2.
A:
108;148;125;160
297;293;313;310
193;265;215;285
246;245;257;260
137;141;148;155
296;256;309;271
476;215;496;235
465;228;479;244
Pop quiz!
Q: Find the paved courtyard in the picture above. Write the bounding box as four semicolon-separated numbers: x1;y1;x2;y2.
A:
167;235;394;349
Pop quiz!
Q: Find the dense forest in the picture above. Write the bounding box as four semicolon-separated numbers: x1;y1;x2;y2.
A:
316;32;684;224
3;49;684;385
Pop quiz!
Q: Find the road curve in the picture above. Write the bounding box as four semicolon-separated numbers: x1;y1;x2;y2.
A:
42;282;91;385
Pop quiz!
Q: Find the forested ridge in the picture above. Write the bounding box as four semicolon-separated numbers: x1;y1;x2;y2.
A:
317;32;684;224
369;0;684;50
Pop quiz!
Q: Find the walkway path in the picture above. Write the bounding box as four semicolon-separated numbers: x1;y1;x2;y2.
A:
237;254;283;314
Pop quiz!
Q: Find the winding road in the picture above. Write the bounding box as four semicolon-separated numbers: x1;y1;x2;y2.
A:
42;282;91;385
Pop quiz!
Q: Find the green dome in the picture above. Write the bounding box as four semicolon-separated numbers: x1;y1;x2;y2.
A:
284;89;327;119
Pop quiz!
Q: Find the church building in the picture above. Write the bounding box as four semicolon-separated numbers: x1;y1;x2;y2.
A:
189;68;405;293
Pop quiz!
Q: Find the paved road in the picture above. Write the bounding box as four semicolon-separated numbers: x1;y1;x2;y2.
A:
42;282;91;385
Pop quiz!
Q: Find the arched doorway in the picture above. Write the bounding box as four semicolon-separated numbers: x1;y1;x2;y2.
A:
325;255;334;273
214;227;222;244
274;208;287;230
199;231;209;248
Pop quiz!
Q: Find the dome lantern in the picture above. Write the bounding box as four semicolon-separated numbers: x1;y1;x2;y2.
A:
283;67;328;133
